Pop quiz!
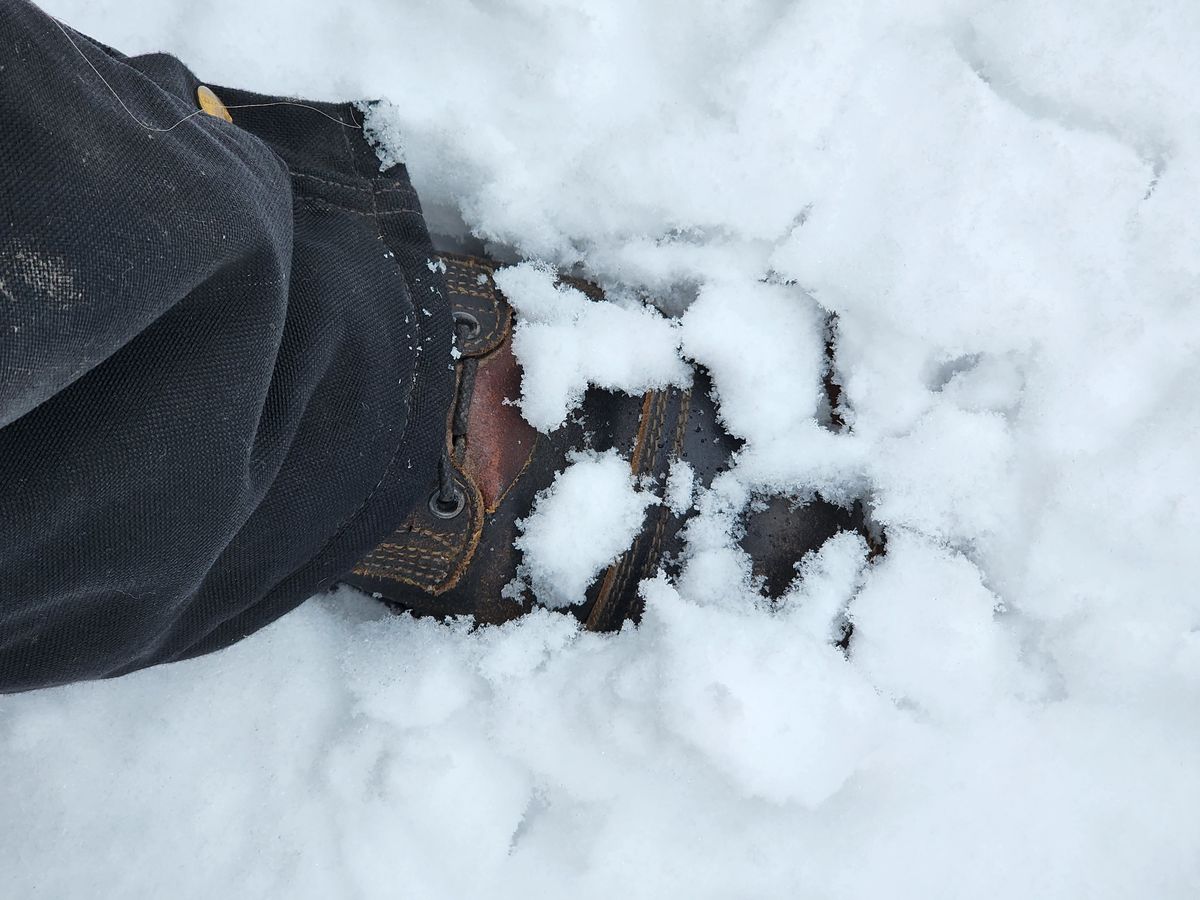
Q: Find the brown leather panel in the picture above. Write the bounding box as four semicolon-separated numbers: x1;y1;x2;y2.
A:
440;254;510;356
350;459;484;595
463;336;537;512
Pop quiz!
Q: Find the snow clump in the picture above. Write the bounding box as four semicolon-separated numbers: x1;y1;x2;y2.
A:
494;261;690;432
515;450;657;608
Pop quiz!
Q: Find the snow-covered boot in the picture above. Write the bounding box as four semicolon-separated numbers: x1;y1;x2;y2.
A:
343;252;866;630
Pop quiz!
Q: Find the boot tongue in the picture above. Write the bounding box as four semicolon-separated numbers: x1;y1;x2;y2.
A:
461;336;538;512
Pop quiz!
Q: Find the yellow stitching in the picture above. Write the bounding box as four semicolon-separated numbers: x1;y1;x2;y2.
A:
448;291;494;303
444;280;496;296
377;534;456;551
443;256;495;276
363;554;451;572
368;562;451;580
609;522;645;620
590;389;666;629
367;548;455;567
371;547;454;564
672;390;692;459
644;392;668;472
372;456;486;596
433;476;485;594
444;266;493;282
629;392;656;474
405;527;463;548
586;561;622;631
369;543;458;563
645;506;669;578
590;505;648;628
351;564;442;590
361;562;452;581
374;540;453;554
590;388;691;629
639;390;693;604
358;548;459;574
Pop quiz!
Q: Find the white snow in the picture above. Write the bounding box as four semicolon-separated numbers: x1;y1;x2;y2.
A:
663;459;694;516
515;450;656;608
11;0;1200;896
495;261;689;431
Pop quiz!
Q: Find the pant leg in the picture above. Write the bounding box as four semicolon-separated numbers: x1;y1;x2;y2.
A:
0;0;454;691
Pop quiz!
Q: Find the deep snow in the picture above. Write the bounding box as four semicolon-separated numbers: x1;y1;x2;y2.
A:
6;0;1200;897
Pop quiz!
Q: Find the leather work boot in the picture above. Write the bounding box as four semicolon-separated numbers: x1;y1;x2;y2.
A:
343;253;869;630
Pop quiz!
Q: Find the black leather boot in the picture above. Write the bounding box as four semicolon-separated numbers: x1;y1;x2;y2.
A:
343;253;868;630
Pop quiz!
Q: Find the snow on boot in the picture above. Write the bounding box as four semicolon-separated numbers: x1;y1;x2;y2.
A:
343;252;868;630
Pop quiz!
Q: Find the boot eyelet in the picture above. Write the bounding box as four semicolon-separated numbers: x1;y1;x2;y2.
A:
453;311;482;340
429;485;466;519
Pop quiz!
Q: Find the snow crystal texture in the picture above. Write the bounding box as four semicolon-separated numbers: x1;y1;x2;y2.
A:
9;0;1200;897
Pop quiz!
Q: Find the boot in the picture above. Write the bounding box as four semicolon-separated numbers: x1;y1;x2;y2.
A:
343;252;867;629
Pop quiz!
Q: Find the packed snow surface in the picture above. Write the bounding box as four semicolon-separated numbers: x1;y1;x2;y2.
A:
8;0;1200;897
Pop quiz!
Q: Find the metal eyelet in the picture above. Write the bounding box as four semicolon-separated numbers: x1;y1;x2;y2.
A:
429;485;466;519
452;310;482;340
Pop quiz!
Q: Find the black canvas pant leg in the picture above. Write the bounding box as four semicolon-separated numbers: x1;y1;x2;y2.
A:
0;0;454;691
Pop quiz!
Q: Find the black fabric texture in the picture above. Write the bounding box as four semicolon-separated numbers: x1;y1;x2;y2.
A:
0;0;455;691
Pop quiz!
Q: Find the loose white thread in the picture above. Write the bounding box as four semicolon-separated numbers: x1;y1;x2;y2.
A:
49;15;362;133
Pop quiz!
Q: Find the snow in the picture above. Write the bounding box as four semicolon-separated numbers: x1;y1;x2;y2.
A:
663;459;694;516
680;281;826;440
10;0;1200;896
515;450;656;608
494;261;689;431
